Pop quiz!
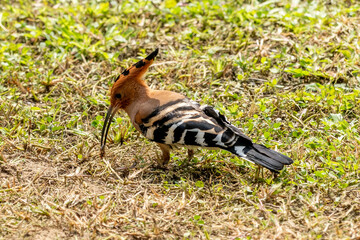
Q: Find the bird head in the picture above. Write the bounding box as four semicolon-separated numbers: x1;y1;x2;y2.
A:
100;49;158;157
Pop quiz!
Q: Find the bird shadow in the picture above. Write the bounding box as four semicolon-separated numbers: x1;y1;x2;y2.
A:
122;157;276;187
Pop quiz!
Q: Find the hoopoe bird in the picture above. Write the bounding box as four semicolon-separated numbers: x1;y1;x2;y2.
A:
100;49;293;173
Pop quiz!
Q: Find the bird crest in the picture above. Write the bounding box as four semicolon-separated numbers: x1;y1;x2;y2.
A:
113;48;158;85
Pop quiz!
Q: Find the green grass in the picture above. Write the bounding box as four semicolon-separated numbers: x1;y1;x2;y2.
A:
1;0;360;239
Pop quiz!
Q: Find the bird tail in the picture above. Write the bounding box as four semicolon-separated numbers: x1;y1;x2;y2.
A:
228;143;293;173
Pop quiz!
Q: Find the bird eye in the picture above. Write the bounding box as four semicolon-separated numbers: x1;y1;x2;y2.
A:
115;93;122;99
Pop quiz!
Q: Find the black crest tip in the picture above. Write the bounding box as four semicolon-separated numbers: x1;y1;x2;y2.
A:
135;60;146;68
114;75;120;82
145;48;159;61
122;69;130;76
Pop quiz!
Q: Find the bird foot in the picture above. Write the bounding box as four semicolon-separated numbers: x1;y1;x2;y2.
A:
114;160;138;178
151;163;169;171
178;149;195;168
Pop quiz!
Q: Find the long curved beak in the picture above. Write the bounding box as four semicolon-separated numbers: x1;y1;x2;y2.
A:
100;106;117;158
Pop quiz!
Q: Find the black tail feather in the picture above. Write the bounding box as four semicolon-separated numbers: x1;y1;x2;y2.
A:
251;144;293;165
229;143;293;173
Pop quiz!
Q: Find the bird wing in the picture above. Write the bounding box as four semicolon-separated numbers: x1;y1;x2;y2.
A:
138;98;252;150
137;97;293;172
200;105;252;142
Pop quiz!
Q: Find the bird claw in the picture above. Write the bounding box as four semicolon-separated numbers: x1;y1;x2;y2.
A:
115;161;138;178
100;149;105;158
151;163;168;171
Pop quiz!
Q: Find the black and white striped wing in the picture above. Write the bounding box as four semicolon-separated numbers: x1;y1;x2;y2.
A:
138;98;252;155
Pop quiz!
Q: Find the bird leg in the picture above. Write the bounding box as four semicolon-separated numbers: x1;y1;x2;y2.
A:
255;166;264;181
156;143;171;167
255;166;260;179
180;149;194;167
187;149;194;161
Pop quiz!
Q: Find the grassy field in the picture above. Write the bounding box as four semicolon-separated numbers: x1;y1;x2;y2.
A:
1;0;360;239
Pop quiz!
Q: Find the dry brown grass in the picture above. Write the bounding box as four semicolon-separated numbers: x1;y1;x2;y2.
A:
1;0;360;239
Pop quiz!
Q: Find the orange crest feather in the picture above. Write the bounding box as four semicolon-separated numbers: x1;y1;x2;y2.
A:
114;48;158;84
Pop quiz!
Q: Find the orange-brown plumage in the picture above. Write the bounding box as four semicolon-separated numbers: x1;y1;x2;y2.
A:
101;49;186;163
101;49;293;172
107;49;184;132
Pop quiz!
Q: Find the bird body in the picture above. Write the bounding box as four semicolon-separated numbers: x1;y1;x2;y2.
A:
101;49;293;173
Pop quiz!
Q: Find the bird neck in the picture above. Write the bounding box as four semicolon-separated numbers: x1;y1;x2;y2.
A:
123;80;151;119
